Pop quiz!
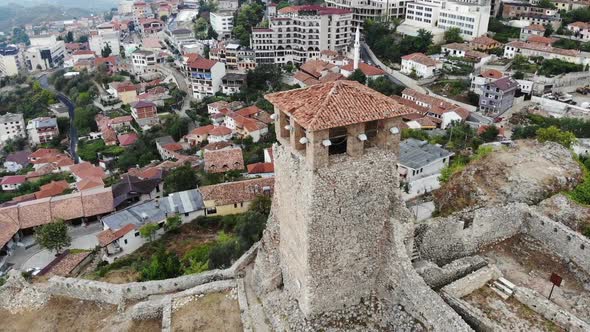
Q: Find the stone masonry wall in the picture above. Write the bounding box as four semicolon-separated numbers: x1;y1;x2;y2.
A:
415;203;530;265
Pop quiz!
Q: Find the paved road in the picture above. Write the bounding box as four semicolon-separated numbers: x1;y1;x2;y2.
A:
39;74;79;163
155;63;194;119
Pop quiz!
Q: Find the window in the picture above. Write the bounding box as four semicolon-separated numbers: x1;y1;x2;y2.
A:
124;239;128;244
206;207;217;215
328;126;348;155
134;232;140;237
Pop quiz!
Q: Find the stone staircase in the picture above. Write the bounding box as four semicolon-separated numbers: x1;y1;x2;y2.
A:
489;277;516;300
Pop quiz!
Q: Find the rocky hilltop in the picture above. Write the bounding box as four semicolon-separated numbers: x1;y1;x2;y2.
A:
434;140;583;216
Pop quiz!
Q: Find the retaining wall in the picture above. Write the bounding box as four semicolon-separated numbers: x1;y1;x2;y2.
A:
416;255;488;290
441;292;500;332
441;265;502;299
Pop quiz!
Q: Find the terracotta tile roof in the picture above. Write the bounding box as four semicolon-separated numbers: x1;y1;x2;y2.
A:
569;21;590;29
77;177;105;191
401;52;440;67
401;88;470;120
208;101;230;110
209;126;232;136
481;69;504;79
187;56;218;70
69;162;106;181
442;42;473;52
0;175;26;185
116;84;137;93
200;177;274;206
189;124;215;136
319;72;344;83
294;71;321;86
118;132;139;146
265;80;416;131
131;100;157;109
26;164;58;179
73;50;96;56
300;59;336;78
506;41;580;57
465;50;489;60
340;62;385;76
204;147;244;173
247;162;274;174
415;117;437;128
527;35;557;45
35;180;70;199
98;224;136;247
320;49;338;57
203;141;233;151
0;214;20;247
235;105;263;118
470;35;501;46
30;148;59;160
163;143;183;151
44;251;91;277
526;24;546;31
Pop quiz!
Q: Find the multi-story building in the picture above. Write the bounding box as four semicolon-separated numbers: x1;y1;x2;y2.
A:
118;0;135;14
24;35;65;71
209;42;257;72
131;49;160;74
479;76;518;116
218;0;239;11
89;23;121;56
27;117;59;145
252;5;353;65
130;101;160;129
210;11;234;39
567;21;590;41
0;113;26;144
504;40;590;65
324;0;406;28
520;24;545;40
403;0;490;41
0;45;22;76
502;3;561;29
400;52;442;78
221;73;246;95
138;18;165;36
165;28;197;52
184;55;226;100
133;2;150;20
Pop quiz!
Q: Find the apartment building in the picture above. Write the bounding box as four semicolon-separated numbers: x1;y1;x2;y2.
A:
218;0;239;11
324;0;406;28
567;21;590;41
138;18;165;36
502;3;561;28
400;52;442;78
27;117;59;145
24;35;65;71
210;11;234;39
130;101;160;129
504;40;590;65
479;76;518;116
252;5;353;65
89;23;121;56
184;55;226;100
221;73;246;95
0;45;22;76
165;28;197;52
0;113;26;144
519;24;545;40
132;49;160;74
404;0;490;41
209;42;257;72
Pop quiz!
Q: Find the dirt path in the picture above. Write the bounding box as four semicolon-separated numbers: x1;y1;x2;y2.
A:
171;291;242;332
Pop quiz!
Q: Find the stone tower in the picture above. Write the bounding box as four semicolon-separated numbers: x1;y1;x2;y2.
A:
252;80;416;321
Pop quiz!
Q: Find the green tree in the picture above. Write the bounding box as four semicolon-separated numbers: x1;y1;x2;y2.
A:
11;27;30;45
163;164;199;193
65;31;74;43
101;43;112;57
163;114;190;141
348;69;367;84
444;27;464;43
543;23;554;37
140;248;183;281
140;223;159;242
35;220;71;254
368;76;403;96
536;126;576;148
479;125;500;142
73;107;98;136
537;0;556;9
512;71;525;80
208;232;239;269
233;3;265;46
249;195;272;216
165;215;182;232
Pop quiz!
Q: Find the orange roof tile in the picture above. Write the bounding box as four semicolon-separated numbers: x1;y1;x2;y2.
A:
209;126;232;136
265;80;416;131
35;181;70;199
401;52;440;67
200;177;274;206
247;162;274;174
204;147;244;173
481;69;504;79
69;162;106;181
340;62;385;76
189;124;214;136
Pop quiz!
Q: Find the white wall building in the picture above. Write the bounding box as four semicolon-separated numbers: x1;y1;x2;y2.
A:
184;57;226;100
210;11;234;38
89;23;121;56
398;138;454;183
400;52;442;78
131;49;159;74
0;113;25;144
24;35;65;71
252;5;353;65
27;117;59;145
0;45;22;76
324;0;407;28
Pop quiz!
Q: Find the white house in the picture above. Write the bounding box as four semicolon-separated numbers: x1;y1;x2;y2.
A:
208;126;233;143
0;113;25;144
210;11;234;38
400;52;442;78
0;175;26;191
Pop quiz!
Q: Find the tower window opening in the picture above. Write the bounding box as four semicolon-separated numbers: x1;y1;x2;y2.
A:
328;126;347;155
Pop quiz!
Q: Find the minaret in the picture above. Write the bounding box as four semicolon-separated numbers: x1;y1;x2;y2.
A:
353;26;360;70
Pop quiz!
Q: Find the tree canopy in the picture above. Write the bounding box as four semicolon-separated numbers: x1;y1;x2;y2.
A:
35;220;71;254
444;27;463;43
536;126;577;148
348;69;367;84
163;164;199;194
233;3;265;46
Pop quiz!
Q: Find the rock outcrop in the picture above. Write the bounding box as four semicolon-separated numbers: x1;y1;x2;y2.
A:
434;140;583;216
537;193;590;233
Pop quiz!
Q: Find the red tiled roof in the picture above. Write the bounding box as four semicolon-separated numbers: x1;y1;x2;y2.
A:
401;52;440;67
401;88;470;120
200;177;274;206
187;56;218;70
209;126;232;136
30;148;60;160
204;147;244;173
98;224;136;247
118;133;139;146
0;176;26;185
526;24;546;32
203;141;233;151
189;124;214;136
73;50;96;56
527;35;557;45
340;62;385;76
69;162;106;181
235;105;262;118
76;178;105;191
265;80;416;131
481;69;504;79
35;181;70;199
470;35;501;46
247;162;274;174
163;143;183;151
116;84;136;93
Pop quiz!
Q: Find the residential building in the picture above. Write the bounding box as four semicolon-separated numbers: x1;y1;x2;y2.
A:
131;49;160;75
208;126;233;143
183;124;215;146
138;18;165;36
252;5;353;65
504;40;590;65
0;113;25;144
441;42;494;66
210;11;234;39
155;136;183;160
470;68;504;95
397;88;470;129
520;24;545;41
225;106;270;142
221;73;246;95
0;176;26;191
112;174;162;208
69;162;107;190
204;146;244;173
4;151;30;173
398;138;454;194
28;148;74;171
26;117;59;145
479;76;518;116
165;28;196;52
130;101;160;129
567;21;590;41
24;35;66;71
400;52;442;78
403;0;491;41
184;55;226;100
133;1;151;20
207;100;244;115
199;177;274;216
293;59;343;86
218;0;239;11
98;189;204;262
118;0;135;14
468;35;502;50
502;2;558;18
0;45;22;76
114;82;138;104
209;42;257;73
324;0;406;28
89;23;121;56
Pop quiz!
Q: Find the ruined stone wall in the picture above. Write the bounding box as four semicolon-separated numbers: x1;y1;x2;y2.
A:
524;211;590;275
415;204;530;265
415;256;488;290
441;265;502;299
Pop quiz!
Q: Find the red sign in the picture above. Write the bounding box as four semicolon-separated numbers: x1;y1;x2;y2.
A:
550;273;562;287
